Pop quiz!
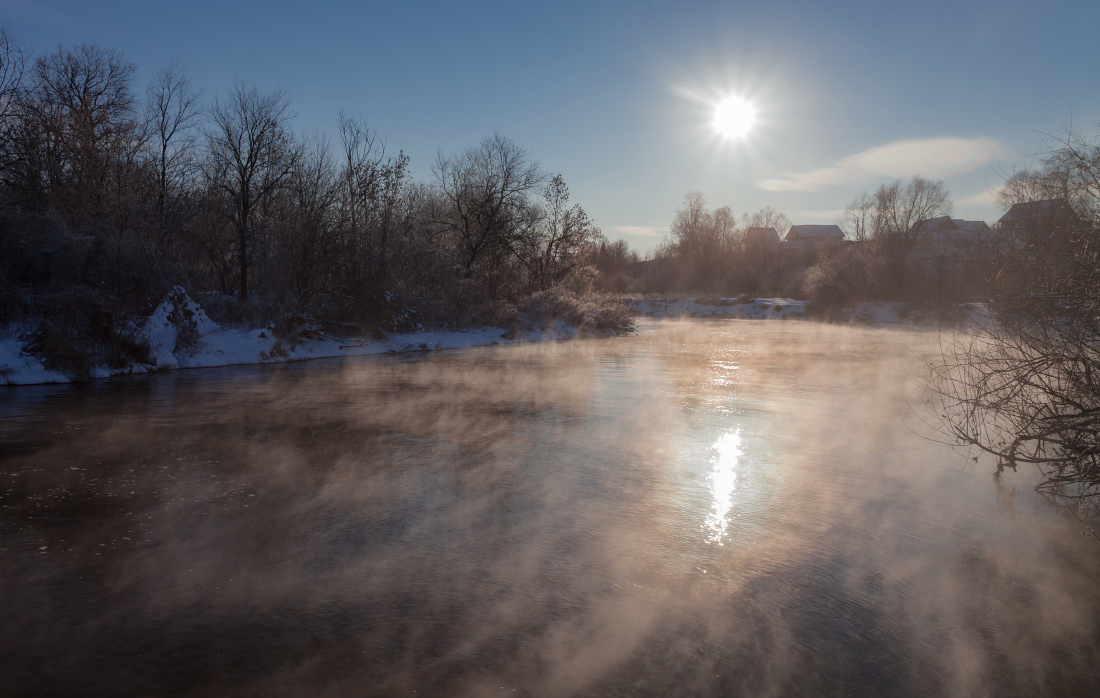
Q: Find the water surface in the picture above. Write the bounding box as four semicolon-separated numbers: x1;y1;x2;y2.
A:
2;320;1098;697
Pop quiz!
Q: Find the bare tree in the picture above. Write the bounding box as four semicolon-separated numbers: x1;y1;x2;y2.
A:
873;176;953;256
337;110;382;236
204;80;298;300
840;191;876;242
713;205;738;244
0;22;28;134
273;133;338;311
523;174;602;290
0;23;28;193
145;61;203;231
670;191;712;257
668;192;747;290
430;133;544;282
336;111;409;287
741;205;792;239
836;176;952;295
24;44;143;222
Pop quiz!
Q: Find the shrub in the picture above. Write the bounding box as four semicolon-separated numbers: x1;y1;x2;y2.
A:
23;289;150;378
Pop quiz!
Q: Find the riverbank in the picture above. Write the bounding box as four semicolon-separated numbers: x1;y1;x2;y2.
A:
628;296;983;324
1;288;632;387
629;297;805;319
2;291;983;387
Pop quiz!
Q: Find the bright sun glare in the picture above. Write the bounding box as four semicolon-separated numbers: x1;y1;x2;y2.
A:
714;95;756;140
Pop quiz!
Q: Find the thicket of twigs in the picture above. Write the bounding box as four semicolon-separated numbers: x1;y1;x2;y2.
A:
928;127;1100;500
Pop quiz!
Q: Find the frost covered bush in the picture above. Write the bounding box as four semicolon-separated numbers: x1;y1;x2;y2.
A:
162;288;203;354
516;288;633;335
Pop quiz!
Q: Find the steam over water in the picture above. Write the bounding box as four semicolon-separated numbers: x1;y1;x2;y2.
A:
2;320;1099;697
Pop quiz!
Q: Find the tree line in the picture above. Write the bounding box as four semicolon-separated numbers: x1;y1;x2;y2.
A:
0;25;615;372
604;174;958;301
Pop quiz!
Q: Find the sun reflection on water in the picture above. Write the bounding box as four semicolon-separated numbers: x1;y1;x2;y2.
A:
705;431;742;544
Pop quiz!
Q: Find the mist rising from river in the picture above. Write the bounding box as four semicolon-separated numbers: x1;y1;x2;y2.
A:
2;320;1098;697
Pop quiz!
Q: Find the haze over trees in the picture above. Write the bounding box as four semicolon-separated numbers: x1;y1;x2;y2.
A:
0;25;621;375
614;193;797;295
800;176;956;304
602;176;962;302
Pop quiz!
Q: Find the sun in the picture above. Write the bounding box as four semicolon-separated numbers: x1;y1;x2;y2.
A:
713;95;756;140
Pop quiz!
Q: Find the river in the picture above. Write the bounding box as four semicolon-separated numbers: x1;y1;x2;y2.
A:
2;319;1098;697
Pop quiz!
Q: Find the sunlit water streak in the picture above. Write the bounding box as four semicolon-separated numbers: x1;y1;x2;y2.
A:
1;319;1099;697
706;431;741;544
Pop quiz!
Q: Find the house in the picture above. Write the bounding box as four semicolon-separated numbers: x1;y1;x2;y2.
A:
744;227;781;250
908;216;994;281
998;199;1065;227
782;224;844;252
912;216;990;244
996;199;1075;248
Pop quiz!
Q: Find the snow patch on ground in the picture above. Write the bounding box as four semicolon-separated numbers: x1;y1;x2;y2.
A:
0;339;70;385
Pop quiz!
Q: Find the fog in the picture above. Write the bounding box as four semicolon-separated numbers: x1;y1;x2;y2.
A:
2;320;1098;697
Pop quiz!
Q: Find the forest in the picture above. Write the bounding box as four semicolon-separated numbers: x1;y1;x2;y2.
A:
0;26;629;376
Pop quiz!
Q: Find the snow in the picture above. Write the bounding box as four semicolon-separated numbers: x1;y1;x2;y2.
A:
0;339;70;386
629;297;807;319
628;296;981;326
1;288;980;388
145;286;220;369
1;288;604;387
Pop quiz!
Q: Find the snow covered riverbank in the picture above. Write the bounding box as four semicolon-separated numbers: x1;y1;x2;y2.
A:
2;290;980;387
1;326;584;387
628;296;980;325
629;297;806;319
1;288;627;387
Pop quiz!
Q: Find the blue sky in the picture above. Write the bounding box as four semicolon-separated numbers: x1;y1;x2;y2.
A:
4;0;1099;251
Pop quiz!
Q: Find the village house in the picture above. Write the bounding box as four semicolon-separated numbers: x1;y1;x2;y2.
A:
782;224;844;252
909;216;994;283
993;199;1080;255
912;216;991;244
998;199;1066;228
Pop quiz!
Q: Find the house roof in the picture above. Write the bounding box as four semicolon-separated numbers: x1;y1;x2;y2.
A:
785;224;844;241
913;216;958;233
998;199;1063;223
913;217;990;237
952;219;990;232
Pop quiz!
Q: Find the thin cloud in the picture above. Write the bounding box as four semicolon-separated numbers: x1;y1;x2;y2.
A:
760;137;1005;192
789;209;846;223
955;189;1000;207
615;226;667;238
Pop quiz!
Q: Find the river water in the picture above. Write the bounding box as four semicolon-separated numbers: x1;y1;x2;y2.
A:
1;319;1098;697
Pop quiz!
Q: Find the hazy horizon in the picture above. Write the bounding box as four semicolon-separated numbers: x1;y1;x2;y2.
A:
6;0;1099;252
